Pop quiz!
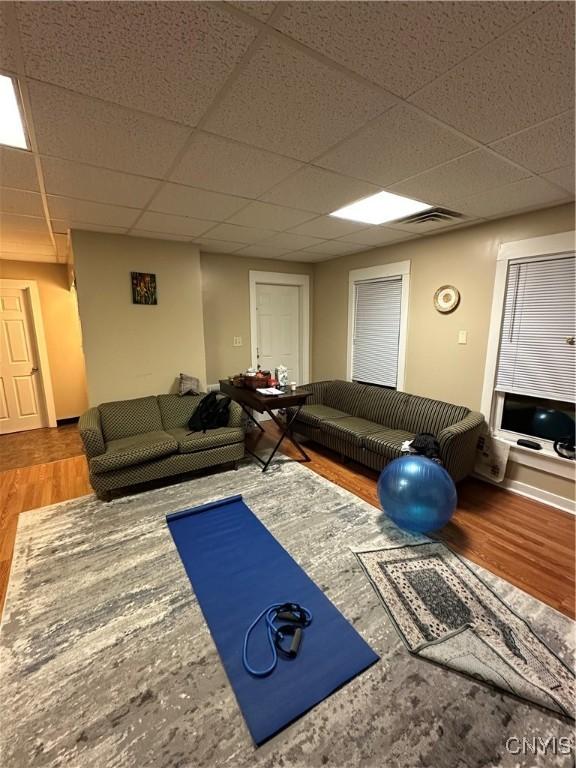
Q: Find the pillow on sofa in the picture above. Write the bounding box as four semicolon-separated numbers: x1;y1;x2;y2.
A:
179;373;200;396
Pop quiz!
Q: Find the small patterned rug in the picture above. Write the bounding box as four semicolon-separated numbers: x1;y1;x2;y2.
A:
355;542;575;719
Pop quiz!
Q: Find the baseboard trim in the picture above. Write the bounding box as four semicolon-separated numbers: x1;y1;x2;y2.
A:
56;417;79;426
475;473;575;516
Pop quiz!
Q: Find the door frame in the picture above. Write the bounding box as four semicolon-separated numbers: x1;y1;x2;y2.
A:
0;278;57;429
249;271;310;384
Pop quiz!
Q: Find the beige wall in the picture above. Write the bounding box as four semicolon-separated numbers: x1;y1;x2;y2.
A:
313;203;575;409
201;252;314;384
72;231;206;405
0;259;88;419
312;203;575;503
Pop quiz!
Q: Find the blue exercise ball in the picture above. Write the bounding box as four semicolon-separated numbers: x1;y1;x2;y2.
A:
377;455;457;533
531;408;575;441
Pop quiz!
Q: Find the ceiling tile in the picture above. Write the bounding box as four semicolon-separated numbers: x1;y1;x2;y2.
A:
193;238;246;254
0;147;39;192
47;196;140;228
226;201;315;231
276;250;334;263
0;214;55;260
490;112;574;174
17;2;258;126
200;222;277;244
234;244;294;259
41;156;159;208
226;2;277;21
542;166;574;195
0;4;19;72
127;229;191;242
261;167;380;214
52;220;127;236
0;188;44;217
273;2;541;96
287;215;369;240
28;80;191;177
410;4;574;143
134;212;214;238
204;36;396;161
171;133;302;199
316;104;475;186
338;227;415;247
390;150;530;208
458;177;570;218
150;183;247;222
304;239;363;256
257;231;324;251
0;212;50;236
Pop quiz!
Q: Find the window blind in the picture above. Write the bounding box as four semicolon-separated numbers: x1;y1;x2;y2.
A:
495;252;575;403
352;277;402;387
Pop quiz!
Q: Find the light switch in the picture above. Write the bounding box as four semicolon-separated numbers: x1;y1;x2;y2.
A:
233;336;243;347
458;330;468;345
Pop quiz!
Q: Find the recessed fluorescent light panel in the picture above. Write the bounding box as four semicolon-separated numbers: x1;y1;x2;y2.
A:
330;191;432;225
0;75;28;149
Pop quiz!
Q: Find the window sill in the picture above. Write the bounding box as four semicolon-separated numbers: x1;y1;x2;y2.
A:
495;434;575;480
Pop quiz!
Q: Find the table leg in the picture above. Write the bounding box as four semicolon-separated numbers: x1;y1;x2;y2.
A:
239;402;265;433
260;405;310;471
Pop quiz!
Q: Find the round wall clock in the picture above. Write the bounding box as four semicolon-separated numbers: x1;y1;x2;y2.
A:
434;285;460;313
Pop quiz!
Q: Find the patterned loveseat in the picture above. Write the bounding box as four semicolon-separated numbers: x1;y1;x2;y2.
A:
78;394;245;500
287;381;484;482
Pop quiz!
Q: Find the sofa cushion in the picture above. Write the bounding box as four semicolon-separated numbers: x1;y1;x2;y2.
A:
90;431;178;474
293;404;349;427
401;395;469;436
363;428;415;460
98;396;163;441
355;386;409;429
158;393;203;430
168;426;244;453
323;380;366;416
322;416;383;445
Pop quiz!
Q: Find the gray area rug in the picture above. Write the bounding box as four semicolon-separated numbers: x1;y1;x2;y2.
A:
1;460;575;768
355;542;575;719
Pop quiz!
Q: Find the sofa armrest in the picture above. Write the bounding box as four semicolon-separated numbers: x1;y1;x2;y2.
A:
228;400;244;429
297;381;330;406
438;411;485;483
78;407;106;458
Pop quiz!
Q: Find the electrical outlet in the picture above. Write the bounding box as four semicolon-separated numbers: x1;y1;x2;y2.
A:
458;330;468;345
233;336;243;347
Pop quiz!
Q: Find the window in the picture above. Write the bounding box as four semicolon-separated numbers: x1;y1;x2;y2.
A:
482;233;575;470
347;262;410;389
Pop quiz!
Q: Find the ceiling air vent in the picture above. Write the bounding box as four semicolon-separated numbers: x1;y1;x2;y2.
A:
395;207;463;225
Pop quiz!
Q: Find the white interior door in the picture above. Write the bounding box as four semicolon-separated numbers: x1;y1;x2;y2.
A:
0;286;45;433
256;283;301;384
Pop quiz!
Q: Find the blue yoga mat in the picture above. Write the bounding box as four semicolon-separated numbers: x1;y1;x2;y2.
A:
167;495;379;745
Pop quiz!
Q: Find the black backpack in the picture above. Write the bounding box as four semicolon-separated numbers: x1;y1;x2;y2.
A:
188;392;231;434
411;432;442;463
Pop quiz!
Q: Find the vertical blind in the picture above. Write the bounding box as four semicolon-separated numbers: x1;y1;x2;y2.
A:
352;277;402;387
495;252;575;403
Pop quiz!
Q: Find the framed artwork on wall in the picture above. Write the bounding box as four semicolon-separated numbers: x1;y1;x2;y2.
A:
131;272;157;305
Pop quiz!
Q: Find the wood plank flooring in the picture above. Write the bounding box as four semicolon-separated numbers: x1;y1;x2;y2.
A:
0;423;574;622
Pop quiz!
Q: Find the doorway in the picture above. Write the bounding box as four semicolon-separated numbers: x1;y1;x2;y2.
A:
0;280;56;434
249;270;310;390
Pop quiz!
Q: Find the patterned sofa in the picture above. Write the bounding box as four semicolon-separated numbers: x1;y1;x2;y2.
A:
78;394;245;500
287;381;484;482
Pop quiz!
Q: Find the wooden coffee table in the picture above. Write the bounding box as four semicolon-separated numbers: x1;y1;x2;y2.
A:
219;380;311;472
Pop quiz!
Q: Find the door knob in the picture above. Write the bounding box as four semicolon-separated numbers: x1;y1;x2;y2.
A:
31;367;39;374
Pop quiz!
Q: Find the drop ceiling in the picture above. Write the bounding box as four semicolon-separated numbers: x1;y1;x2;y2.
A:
0;0;573;264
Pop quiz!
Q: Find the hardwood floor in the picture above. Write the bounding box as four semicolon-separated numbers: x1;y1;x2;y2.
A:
0;423;84;470
0;422;574;622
